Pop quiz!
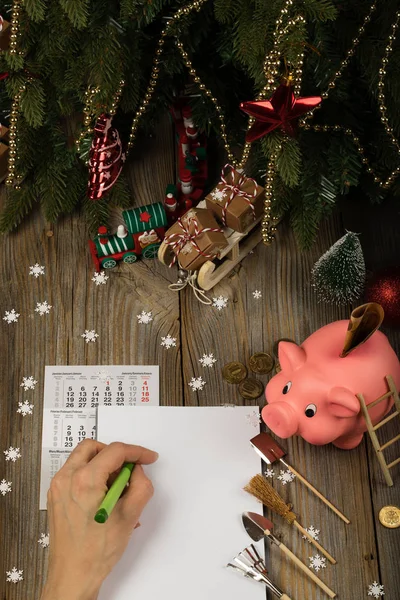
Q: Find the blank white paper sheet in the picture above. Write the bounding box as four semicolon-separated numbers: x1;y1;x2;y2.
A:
97;406;265;600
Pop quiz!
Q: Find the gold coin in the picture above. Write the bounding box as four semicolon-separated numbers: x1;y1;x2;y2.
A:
379;506;400;528
222;362;248;384
249;352;274;374
238;378;265;400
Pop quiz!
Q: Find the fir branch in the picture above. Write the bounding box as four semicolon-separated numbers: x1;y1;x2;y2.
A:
20;79;46;128
303;0;338;23
59;0;89;30
0;183;38;233
276;138;302;188
214;0;234;24
23;0;46;22
107;172;132;209
82;195;111;236
260;131;285;157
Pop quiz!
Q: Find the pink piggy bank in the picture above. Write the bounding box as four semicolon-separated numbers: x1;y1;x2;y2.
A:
262;306;400;449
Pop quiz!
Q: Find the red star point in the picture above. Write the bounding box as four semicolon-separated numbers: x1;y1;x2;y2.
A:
139;211;152;223
240;82;322;143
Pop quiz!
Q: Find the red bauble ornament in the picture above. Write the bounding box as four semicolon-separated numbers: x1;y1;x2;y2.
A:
365;267;400;328
87;113;126;200
240;81;322;143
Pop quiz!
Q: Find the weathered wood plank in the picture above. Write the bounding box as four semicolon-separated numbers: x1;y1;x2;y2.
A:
0;135;399;600
341;193;400;599
180;212;379;599
0;117;178;600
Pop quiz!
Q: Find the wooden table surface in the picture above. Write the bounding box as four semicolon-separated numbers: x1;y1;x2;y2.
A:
0;118;399;600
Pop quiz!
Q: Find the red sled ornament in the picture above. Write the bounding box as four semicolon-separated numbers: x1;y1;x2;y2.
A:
87;113;126;200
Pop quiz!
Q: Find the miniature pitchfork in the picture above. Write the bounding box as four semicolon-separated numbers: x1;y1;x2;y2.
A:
250;432;350;524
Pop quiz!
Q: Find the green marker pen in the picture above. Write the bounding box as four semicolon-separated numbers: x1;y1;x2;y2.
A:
94;462;135;523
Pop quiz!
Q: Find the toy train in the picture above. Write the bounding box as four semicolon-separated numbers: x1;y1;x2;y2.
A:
89;202;167;272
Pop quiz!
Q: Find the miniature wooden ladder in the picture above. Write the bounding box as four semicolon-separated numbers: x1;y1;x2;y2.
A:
357;375;400;486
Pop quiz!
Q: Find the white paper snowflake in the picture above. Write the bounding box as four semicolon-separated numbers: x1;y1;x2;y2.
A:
277;469;296;485
309;554;326;572
212;295;228;311
161;335;177;349
264;468;274;478
188;376;206;391
0;479;12;495
368;582;385;598
20;376;38;391
137;310;153;324
81;329;99;343
3;447;21;462
29;263;45;278
252;290;262;299
3;309;20;324
38;533;50;548
91;271;109;286
35;301;52;316
302;525;320;543
210;188;227;202
199;353;217;367
17;401;34;416
6;567;23;583
96;370;112;382
245;410;261;428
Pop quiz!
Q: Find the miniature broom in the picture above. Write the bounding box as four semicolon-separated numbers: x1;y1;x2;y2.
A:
244;474;336;565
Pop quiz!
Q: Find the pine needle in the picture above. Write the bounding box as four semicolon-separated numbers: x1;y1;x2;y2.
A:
244;474;297;524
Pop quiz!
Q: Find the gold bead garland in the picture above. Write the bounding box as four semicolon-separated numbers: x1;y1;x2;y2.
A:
9;0;24;56
301;2;400;190
76;81;125;153
6;77;33;187
7;0;400;240
127;0;208;150
263;149;280;245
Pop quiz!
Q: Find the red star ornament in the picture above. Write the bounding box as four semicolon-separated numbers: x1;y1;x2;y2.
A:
240;82;322;143
139;211;152;223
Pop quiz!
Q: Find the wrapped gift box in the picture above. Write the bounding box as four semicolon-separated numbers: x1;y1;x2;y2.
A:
0;142;8;182
0;20;10;51
164;208;227;270
205;166;264;233
0;124;9;142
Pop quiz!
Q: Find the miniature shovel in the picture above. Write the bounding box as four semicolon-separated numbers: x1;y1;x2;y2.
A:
250;432;350;524
242;512;336;598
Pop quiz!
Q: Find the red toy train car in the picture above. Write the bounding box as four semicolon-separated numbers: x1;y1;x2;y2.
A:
89;203;167;272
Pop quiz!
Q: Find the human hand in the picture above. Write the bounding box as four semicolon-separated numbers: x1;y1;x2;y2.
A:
41;440;159;600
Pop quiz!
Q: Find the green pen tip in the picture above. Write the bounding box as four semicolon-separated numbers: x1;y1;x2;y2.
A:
94;508;109;523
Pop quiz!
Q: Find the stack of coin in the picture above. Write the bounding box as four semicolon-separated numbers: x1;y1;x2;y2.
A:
222;353;274;401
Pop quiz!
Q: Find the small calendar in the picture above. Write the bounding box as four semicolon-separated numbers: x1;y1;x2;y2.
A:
40;366;159;509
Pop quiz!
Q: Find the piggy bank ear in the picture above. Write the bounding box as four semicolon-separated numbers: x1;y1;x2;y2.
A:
278;342;306;372
327;387;360;418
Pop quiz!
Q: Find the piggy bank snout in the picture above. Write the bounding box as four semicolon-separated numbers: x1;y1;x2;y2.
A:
262;402;298;438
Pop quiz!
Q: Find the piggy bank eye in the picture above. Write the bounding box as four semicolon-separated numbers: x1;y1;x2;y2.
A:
282;381;292;395
305;403;317;418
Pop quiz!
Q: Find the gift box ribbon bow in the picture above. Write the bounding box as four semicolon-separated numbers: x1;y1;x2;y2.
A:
219;164;258;225
164;215;223;267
